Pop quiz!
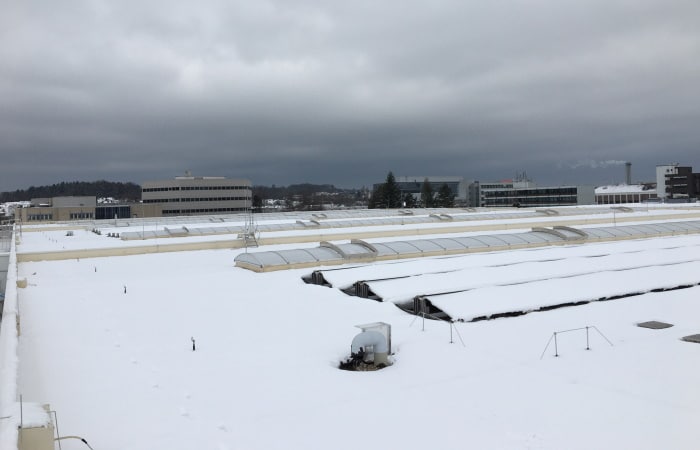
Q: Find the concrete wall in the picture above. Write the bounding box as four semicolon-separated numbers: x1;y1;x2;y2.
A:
129;203;163;218
18;206;95;222
51;196;96;208
0;228;20;450
576;186;595;205
18;425;53;450
0;254;8;296
17;404;54;450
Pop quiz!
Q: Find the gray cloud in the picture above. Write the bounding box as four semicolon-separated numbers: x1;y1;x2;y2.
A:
2;0;700;191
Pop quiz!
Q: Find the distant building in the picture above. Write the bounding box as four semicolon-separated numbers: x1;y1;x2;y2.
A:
479;179;595;207
656;164;700;201
656;164;677;200
595;184;657;204
141;175;252;216
18;196;97;222
16;196;151;222
378;176;473;205
14;175;253;222
375;174;595;208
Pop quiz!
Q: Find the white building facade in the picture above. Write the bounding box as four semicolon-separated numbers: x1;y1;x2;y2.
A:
595;184;657;204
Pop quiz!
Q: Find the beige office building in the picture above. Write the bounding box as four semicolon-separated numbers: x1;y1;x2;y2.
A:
18;196;97;222
142;176;252;216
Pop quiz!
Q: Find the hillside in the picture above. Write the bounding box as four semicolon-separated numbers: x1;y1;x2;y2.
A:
0;181;142;202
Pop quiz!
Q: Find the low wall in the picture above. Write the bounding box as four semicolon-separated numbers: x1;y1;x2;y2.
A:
0;254;8;298
0;228;19;450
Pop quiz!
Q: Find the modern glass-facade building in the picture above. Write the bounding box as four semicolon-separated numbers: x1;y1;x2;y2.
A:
481;184;594;207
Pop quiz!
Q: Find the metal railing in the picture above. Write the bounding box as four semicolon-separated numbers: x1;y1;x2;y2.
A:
540;325;613;359
409;311;466;347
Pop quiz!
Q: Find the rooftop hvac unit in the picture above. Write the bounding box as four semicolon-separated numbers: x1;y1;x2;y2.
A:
351;322;392;366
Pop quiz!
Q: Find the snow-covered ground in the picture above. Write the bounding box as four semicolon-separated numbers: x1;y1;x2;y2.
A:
9;208;700;450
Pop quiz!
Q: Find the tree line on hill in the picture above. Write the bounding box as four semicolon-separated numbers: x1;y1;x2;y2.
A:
1;177;454;210
0;181;142;203
368;172;455;208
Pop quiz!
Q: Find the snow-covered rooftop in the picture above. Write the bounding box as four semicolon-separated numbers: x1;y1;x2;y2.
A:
595;184;655;194
3;205;700;450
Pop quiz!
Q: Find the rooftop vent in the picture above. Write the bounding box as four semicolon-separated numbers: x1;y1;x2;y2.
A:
681;334;700;344
637;321;673;330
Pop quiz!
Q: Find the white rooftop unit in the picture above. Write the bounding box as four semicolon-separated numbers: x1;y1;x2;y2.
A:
351;322;392;366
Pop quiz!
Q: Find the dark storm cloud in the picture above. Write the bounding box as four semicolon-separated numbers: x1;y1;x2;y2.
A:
2;0;700;191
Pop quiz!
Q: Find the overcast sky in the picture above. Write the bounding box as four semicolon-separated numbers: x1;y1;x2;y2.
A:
2;0;699;191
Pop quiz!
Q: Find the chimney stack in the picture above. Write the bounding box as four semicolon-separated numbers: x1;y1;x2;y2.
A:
625;162;632;185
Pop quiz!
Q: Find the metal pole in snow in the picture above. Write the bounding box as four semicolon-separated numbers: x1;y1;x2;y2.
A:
53;410;63;450
554;332;558;357
586;326;590;350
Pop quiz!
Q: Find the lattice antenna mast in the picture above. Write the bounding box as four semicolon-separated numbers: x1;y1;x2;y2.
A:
242;194;259;251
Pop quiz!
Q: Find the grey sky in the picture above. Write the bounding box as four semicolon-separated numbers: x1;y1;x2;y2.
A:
2;0;699;192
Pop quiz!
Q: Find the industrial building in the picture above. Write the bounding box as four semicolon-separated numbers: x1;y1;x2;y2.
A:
15;196;163;222
16;196;98;222
595;184;657;204
142;175;252;216
656;164;700;201
378;175;595;208
479;180;594;207
14;175;252;222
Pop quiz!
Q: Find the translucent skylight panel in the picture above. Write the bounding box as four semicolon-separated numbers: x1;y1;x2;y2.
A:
308;247;343;261
518;232;552;243
408;240;445;252
584;228;617;238
280;249;320;264
336;243;375;256
430;238;467;250
452;237;490;248
382;241;422;254
495;234;530;245
467;235;511;246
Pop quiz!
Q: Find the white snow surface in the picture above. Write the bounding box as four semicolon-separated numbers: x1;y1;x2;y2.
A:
9;210;700;450
348;237;700;305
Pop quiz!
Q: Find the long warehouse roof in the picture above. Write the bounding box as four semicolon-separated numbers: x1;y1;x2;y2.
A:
234;220;700;272
119;206;650;240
